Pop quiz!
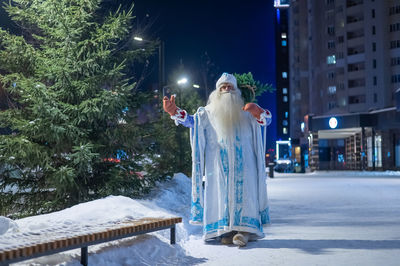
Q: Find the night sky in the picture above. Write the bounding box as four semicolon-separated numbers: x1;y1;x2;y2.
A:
133;0;276;84
133;0;277;143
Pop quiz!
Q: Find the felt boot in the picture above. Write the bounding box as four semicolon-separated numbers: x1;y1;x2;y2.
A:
220;231;235;245
232;232;249;247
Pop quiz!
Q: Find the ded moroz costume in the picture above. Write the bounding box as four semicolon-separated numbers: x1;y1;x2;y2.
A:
163;73;272;245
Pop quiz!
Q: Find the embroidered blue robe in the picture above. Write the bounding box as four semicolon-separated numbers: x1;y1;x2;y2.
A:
187;106;270;240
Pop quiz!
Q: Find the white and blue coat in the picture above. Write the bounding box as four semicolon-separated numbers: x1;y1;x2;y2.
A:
177;106;270;240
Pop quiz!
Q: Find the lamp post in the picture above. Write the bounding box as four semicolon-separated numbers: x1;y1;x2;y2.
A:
133;36;165;96
176;77;188;172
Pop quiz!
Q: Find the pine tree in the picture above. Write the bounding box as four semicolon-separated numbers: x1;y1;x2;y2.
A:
234;72;275;104
0;0;156;217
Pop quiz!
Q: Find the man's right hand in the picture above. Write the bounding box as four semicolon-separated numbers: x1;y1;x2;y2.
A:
163;95;178;116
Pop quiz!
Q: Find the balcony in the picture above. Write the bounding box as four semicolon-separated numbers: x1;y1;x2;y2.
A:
347;29;364;40
348;36;364;48
347;70;365;80
348;78;365;88
346;0;363;8
347;14;364;24
347;53;365;63
348;45;365;56
348;62;365;72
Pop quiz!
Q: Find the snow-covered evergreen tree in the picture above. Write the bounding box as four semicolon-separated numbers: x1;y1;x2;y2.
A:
0;0;156;216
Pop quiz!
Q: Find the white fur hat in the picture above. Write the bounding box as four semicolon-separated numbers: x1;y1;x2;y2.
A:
216;72;238;90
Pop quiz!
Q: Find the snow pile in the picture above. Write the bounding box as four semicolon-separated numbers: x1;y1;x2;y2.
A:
0;216;19;235
0;173;205;266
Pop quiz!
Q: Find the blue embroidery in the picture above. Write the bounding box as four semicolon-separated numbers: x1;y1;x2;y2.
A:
234;207;242;226
194;113;201;196
204;218;229;233
235;181;243;203
221;148;230;222
220;148;229;176
233;134;244;226
241;216;262;230
260;207;270;224
191;200;204;223
191;112;204;223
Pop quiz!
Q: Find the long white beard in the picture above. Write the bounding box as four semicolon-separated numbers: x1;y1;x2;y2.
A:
207;89;245;141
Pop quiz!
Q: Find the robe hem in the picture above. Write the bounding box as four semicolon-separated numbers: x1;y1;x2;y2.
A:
189;220;203;226
202;226;265;241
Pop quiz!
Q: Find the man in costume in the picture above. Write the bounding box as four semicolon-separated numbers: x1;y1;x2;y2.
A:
163;73;271;247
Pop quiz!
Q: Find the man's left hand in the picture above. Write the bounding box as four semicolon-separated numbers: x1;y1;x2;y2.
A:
242;103;264;120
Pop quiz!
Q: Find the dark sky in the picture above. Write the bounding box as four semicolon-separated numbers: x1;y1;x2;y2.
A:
132;0;278;143
133;0;276;85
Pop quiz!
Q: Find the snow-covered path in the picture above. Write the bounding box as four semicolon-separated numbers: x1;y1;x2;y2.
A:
2;171;400;266
185;172;400;266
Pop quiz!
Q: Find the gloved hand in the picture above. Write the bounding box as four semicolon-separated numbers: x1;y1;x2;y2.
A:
242;103;264;120
163;95;178;116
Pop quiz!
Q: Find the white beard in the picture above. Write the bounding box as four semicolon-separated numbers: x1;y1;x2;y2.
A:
207;89;245;141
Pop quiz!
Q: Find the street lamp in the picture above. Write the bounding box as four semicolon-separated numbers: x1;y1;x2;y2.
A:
177;78;188;85
162;77;197;97
133;36;165;94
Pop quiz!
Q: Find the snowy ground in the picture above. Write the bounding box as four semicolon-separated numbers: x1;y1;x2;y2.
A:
1;171;400;266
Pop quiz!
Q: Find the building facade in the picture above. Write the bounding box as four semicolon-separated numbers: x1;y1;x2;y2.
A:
288;0;400;170
275;0;291;141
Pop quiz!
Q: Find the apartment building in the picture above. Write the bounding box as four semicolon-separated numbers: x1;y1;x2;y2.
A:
289;0;400;170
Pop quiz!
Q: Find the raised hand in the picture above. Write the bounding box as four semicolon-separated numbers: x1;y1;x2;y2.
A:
242;103;263;120
163;95;178;116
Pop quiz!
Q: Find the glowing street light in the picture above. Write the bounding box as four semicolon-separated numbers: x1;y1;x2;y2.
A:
177;78;188;85
193;84;200;88
133;36;143;41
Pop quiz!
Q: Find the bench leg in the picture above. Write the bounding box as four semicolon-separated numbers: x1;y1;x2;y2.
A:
81;246;88;266
170;225;176;244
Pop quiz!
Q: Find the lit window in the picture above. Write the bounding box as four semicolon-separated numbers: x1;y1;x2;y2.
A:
285;111;288;118
282;72;288;78
283;127;288;134
283;96;288;102
328;86;336;94
283;88;288;94
281;32;287;39
327;55;336;64
282;40;287;46
283;120;288;126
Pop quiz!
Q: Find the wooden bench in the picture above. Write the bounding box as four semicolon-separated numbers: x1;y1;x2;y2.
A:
0;217;182;266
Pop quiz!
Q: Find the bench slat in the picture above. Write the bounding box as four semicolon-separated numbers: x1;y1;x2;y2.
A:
0;217;182;265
